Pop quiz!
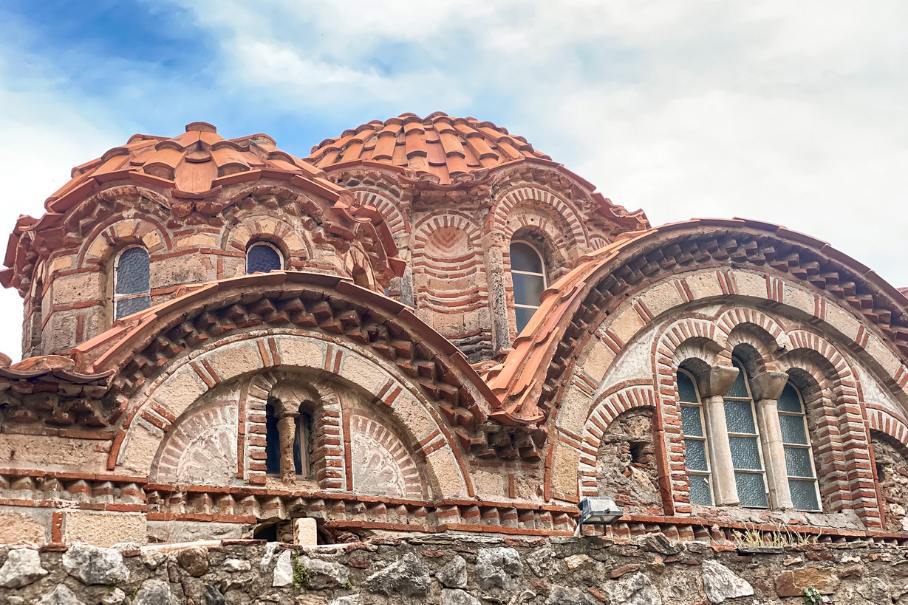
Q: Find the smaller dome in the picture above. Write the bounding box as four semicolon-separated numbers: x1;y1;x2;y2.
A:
307;112;551;184
47;122;328;208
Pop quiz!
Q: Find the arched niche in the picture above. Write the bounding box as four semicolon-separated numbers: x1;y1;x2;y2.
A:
112;329;471;499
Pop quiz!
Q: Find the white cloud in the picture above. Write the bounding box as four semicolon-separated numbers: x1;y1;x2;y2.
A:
1;0;907;359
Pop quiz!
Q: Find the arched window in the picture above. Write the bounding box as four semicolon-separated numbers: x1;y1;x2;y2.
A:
265;400;281;475
726;358;769;508
246;242;283;274
264;399;313;479
510;241;547;332
778;383;821;511
113;246;151;320
678;369;713;505
293;409;313;479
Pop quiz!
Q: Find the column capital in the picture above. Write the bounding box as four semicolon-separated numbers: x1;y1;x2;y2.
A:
696;365;740;398
750;371;789;401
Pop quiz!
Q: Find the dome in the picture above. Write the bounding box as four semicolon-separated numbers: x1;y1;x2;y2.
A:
46;121;335;210
307;112;551;184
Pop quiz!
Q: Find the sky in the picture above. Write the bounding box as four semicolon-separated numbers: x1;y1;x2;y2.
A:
0;0;906;359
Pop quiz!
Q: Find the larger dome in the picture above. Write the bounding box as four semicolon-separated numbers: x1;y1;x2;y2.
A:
307;112;551;184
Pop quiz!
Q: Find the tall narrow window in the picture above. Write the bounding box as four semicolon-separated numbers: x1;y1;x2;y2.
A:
678;369;713;505
247;242;283;274
28;279;43;356
510;242;546;332
778;383;821;511
725;358;769;508
113;247;151;319
293;409;313;478
265;401;281;475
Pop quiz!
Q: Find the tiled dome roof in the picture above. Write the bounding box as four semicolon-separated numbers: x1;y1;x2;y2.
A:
48;121;335;207
307;112;552;184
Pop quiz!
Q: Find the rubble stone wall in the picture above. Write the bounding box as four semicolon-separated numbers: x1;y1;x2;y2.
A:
2;534;908;604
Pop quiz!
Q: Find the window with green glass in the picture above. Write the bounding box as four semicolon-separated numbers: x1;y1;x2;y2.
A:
725;358;769;508
678;369;713;505
778;383;821;511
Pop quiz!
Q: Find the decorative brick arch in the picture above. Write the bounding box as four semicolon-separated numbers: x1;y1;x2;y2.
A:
867;404;908;450
717;307;790;370
490;184;588;250
78;216;171;266
351;188;410;250
151;399;238;485
222;212;312;266
349;413;424;499
577;383;656;498
411;211;490;357
114;330;469;499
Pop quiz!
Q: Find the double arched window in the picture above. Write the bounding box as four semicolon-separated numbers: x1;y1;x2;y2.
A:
265;399;313;480
510;242;547;332
247;242;283;274
113;246;151;320
678;358;821;511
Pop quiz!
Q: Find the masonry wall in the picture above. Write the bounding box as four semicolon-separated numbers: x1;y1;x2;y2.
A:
2;534;906;604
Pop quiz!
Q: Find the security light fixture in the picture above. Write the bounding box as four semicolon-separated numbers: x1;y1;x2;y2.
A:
578;496;623;525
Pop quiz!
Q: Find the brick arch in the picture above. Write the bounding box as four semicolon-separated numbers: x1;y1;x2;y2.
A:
221;211;312;268
151;399;238;485
577;384;656;498
349;413;424;499
411;211;490;357
78;216;172;266
114;330;470;499
867;405;908;450
351;188;410;250
717;307;790;371
490;184;588;250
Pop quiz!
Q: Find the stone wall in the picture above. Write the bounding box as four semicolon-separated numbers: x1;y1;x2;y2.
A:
2;534;907;604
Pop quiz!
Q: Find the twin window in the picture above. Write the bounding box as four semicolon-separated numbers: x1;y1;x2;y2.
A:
264;400;313;479
679;359;821;511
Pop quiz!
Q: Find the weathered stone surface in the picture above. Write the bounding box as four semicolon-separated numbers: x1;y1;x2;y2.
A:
546;585;597;605
0;548;48;588
204;583;226;605
296;555;350;589
272;550;294;587
775;566;840;596
365;552;431;596
39;584;85;605
328;596;362;605
601;571;662;605
442;588;481;605
525;545;556;578
437;555;468;589
224;557;251;572
133;579;179;605
62;543;129;585
100;588;126;605
701;560;754;603
177;546;210;577
476;547;523;591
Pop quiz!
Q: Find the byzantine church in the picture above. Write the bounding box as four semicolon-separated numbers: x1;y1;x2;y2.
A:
1;113;906;546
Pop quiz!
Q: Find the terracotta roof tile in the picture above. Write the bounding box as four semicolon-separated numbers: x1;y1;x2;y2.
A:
308;112;551;184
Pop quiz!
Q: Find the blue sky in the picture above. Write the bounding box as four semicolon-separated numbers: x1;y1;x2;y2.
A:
1;1;907;358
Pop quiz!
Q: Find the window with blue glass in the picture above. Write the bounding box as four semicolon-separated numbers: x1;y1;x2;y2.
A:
778;383;821;511
725;358;769;508
510;241;546;333
678;369;713;505
113;246;151;320
246;242;283;274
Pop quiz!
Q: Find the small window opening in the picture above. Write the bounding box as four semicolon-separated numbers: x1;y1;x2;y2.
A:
247;242;283;274
265;400;281;475
113;246;151;319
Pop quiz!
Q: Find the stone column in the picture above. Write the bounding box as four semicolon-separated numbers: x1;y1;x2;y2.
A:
697;365;742;506
276;403;300;484
484;232;510;353
750;371;793;510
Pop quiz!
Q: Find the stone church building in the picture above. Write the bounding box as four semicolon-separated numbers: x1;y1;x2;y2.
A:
2;113;907;548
